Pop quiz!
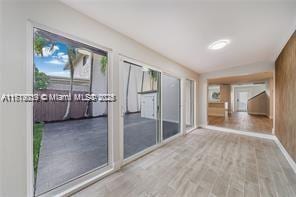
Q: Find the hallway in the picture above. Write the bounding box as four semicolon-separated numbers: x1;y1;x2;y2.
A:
208;112;273;134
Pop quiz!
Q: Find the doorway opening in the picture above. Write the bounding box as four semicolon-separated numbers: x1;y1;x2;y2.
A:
207;72;274;134
236;91;248;112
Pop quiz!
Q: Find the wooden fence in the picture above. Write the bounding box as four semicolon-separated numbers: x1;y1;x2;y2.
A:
34;89;90;122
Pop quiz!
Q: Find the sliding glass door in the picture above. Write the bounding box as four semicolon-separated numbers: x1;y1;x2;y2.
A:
162;74;181;140
122;61;161;159
185;79;195;130
33;28;109;196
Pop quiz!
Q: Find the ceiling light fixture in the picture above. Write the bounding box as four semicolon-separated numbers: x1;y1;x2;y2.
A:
208;39;230;50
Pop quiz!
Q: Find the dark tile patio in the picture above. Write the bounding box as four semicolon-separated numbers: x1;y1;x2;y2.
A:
35;113;179;195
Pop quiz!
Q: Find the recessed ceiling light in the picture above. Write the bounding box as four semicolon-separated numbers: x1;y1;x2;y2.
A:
208;39;230;50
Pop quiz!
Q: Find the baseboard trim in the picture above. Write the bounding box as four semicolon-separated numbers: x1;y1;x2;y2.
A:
273;136;296;174
203;125;275;140
248;112;268;116
201;125;296;174
185;127;197;134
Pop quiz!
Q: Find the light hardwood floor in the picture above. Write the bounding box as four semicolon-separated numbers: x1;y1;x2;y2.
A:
208;112;273;134
72;129;296;197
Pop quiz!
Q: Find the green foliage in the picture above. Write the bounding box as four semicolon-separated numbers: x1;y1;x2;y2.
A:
100;56;108;75
65;47;78;79
33;123;44;179
149;70;158;81
34;34;48;56
34;67;49;90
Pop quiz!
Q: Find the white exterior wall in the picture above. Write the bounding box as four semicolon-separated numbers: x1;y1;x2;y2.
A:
122;62;158;113
1;1;199;196
91;54;107;116
72;56;91;80
122;63;143;113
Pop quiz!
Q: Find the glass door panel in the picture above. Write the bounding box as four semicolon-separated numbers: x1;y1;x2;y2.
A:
162;74;181;140
33;28;108;196
122;61;161;159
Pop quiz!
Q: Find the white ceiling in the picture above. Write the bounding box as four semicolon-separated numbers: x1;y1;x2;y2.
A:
61;0;296;73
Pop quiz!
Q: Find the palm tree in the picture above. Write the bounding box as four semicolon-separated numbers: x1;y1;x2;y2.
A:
63;47;77;120
149;70;158;90
84;53;93;117
140;71;145;92
34;31;55;57
34;34;47;57
126;64;132;113
84;54;108;117
100;56;108;75
100;56;108;115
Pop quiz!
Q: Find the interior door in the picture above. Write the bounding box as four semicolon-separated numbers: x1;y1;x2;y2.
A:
237;91;248;112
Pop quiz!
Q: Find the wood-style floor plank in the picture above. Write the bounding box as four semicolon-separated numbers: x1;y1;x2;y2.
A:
208;112;273;134
72;129;296;197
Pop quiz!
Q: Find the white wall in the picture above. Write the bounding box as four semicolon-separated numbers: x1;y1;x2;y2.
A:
198;62;274;126
0;0;3;196
1;1;198;196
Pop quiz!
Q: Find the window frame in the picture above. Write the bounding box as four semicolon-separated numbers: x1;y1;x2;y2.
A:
185;78;197;134
26;21;197;197
27;21;114;197
161;72;182;142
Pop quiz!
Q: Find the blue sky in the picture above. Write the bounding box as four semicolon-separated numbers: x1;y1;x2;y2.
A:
34;42;70;77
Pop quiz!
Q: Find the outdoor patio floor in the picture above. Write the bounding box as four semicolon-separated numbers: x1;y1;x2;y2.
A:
35;113;179;195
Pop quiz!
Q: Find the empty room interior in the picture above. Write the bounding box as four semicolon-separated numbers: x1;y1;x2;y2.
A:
1;1;296;197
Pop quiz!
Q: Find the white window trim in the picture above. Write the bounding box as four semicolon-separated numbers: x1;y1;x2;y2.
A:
184;78;197;134
26;21;114;197
118;55;185;165
161;72;183;141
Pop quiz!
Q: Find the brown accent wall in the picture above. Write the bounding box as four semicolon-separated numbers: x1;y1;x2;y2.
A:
220;84;231;103
275;31;296;161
